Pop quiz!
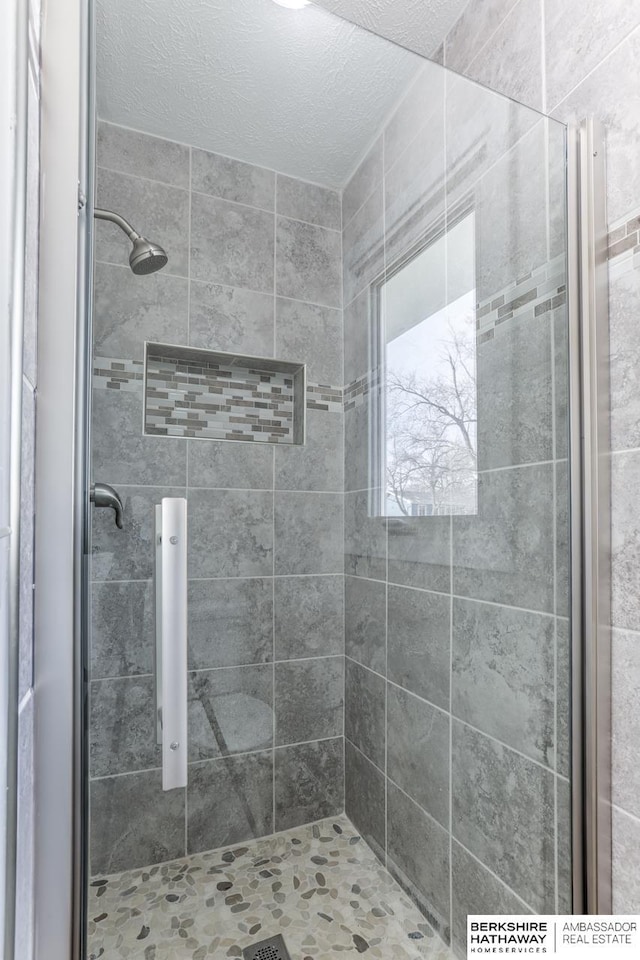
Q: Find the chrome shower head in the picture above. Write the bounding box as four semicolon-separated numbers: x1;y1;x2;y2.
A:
94;207;168;275
129;237;169;275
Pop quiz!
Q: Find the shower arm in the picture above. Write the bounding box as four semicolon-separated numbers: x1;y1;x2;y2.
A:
94;207;141;241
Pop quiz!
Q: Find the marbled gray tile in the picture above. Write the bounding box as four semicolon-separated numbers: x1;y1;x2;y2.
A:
187;752;273;854
275;410;342;492
274;491;342;575
452;463;555;613
388;516;451;594
192;148;275;210
92;485;185;581
610;265;640;453
276;217;342;308
344;287;373;384
384;63;445;174
545;0;640;111
388;585;450;710
92;381;187;486
188;281;275;358
97;121;190;188
387;683;449;828
387;781;450;939
451;840;531;953
611;450;640;631
552;28;640;222
554;304;570;461
275;297;341;385
188;577;273;670
345;575;386;674
344;403;370;493
345;739;386;861
477;311;553;470
444;0;519;73
452;598;555;765
277;174;340;230
19;384;35;699
342;136;383;229
275;657;343;746
463;0;543;112
274;575;344;660
15;694;34;960
190;192;274;292
188;665;273;761
343;181;384;307
90;676;159;777
95;167;189;276
187;437;273;491
188;488;273;579
612;627;640;819
345;658;385;769
93;261;188;361
91;580;154;679
452;721;556;912
274;738;343;832
345;490;387;581
556;775;572;914
90;770;185;875
556;617;570;779
555;460;570;619
612;806;640;913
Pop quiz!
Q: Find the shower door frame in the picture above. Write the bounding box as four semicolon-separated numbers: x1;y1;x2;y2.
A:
31;1;613;957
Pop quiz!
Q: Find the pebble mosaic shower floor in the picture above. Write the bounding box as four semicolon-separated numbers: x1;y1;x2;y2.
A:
87;814;453;960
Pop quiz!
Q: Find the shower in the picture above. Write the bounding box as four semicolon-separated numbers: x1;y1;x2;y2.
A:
93;207;168;275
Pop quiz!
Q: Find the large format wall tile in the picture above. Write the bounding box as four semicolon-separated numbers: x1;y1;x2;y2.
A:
387;782;450;938
611;451;640;631
387;517;451;594
445;0;519;73
276;174;341;230
275;298;342;385
612;806;640;913
93;262;188;361
345;739;386;860
612;627;640;819
187;752;274;854
451;840;531;952
188;281;275;358
275;410;343;493
187;437;273;491
275;657;343;745
188;578;273;670
345;575;386;674
609;266;640;453
188;665;273;760
97;121;190;188
274;575;343;660
343;288;373;384
342;136;383;231
452;722;555;912
192;148;275;210
387;585;450;709
452;463;555;613
90;770;185;875
90;676;159;777
343;182;384;307
345;658;385;769
384;63;444;174
96;168;189;277
91;580;155;678
190;193;274;291
92;384;187;487
345;490;387;581
387;683;449;828
276;217;342;309
92;485;185;582
274;738;344;831
452;598;555;765
344;404;371;494
188;488;273;579
274;492;342;575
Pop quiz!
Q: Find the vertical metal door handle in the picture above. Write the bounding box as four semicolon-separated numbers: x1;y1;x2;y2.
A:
90;482;124;528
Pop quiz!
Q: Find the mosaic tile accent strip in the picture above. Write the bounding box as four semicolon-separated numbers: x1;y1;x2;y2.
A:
93;357;144;394
344;370;381;413
306;383;343;413
475;255;567;343
608;206;640;279
87;815;453;960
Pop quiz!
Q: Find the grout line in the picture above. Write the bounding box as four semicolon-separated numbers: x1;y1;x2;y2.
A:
90;654;345;685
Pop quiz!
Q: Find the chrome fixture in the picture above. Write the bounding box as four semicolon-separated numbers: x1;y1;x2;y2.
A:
93;207;168;275
90;482;124;529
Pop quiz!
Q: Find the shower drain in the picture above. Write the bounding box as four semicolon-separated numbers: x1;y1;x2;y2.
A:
242;933;292;960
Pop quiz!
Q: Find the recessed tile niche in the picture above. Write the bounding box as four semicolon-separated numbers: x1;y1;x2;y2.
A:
144;342;306;444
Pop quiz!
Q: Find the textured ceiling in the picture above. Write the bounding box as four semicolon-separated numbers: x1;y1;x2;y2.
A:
96;0;429;189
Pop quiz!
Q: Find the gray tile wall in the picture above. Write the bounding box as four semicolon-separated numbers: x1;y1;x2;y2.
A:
90;122;344;876
341;60;570;955
438;0;640;923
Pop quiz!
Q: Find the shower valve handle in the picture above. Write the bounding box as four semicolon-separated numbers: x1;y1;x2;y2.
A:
90;482;124;529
